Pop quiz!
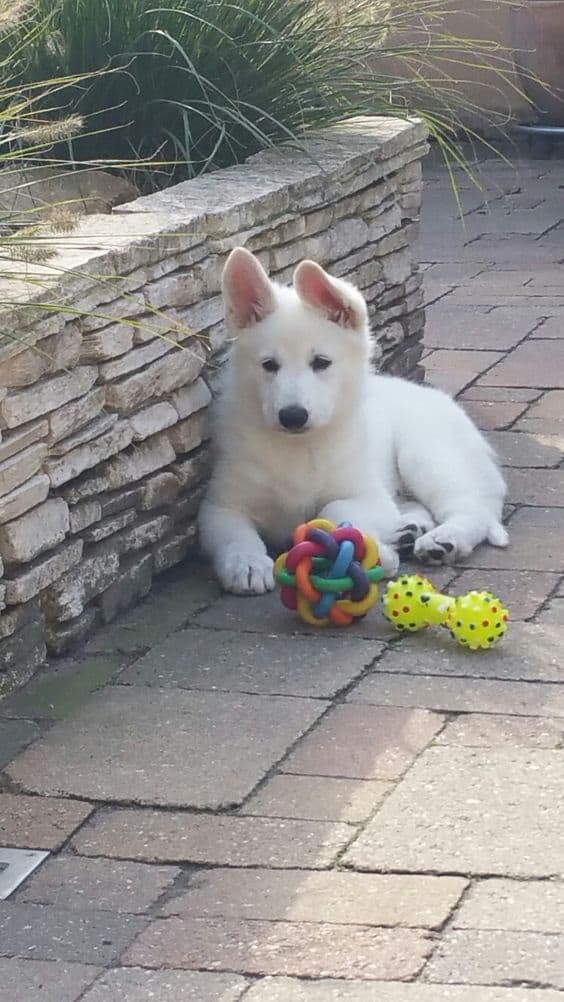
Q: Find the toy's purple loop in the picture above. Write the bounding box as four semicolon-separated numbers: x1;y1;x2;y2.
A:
308;528;339;561
348;562;370;601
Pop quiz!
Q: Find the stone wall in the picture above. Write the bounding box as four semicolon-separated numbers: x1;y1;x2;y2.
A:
0;116;428;693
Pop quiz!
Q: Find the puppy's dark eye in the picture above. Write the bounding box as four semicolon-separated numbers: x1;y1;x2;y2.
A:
262;358;280;374
311;355;332;372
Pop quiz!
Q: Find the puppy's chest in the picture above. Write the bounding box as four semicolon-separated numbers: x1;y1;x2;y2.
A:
246;446;358;538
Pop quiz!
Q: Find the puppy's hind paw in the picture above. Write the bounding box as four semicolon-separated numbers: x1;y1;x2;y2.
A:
390;522;428;559
414;528;470;565
218;549;275;595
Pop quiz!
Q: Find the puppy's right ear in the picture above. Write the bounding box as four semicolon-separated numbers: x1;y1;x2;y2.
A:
222;247;276;332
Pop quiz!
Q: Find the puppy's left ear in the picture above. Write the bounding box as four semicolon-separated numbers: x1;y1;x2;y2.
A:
294;260;368;332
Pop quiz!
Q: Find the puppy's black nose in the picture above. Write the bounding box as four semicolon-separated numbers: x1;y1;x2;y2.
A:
278;405;309;430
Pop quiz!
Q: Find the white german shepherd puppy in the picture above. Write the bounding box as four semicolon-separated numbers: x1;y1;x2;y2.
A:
199;247;508;594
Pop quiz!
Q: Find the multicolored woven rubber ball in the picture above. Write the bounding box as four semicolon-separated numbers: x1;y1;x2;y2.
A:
274;518;385;626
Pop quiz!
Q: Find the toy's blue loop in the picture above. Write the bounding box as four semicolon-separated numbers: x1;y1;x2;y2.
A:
312;539;355;618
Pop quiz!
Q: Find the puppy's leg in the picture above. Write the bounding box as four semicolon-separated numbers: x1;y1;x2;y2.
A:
319;495;401;577
397;431;507;565
199;501;274;594
414;513;508;564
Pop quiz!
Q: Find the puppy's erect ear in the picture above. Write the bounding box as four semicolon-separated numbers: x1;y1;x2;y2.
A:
293;260;368;332
222;247;276;332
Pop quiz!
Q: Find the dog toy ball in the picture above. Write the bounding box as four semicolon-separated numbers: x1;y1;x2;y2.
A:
275;518;385;627
383;574;509;650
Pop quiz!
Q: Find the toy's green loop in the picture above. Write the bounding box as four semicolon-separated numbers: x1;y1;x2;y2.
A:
277;564;384;592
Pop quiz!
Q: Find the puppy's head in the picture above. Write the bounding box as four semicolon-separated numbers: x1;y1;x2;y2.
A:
222;246;371;434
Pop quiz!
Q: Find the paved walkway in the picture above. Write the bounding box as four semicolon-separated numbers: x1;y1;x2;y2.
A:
1;151;564;1001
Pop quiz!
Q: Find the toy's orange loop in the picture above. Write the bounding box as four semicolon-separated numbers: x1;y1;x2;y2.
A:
330;604;353;626
295;556;321;603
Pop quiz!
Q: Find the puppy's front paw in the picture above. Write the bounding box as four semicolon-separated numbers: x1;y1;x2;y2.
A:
218;548;275;595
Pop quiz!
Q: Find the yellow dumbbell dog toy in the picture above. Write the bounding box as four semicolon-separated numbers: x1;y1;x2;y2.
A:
383;574;509;650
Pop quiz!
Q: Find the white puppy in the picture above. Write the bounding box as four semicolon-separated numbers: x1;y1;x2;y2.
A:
199;247;508;594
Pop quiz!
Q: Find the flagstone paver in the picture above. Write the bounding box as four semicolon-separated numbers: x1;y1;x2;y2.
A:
123;916;433;980
344;746;564;877
244;984;564;1002
6;686;328;808
240;774;393;822
436;713;563;748
72;809;354;868
14;855;180;913
0;903;146;964
0;793;94;849
80;969;249;1002
0;717;39;767
158;868;466;928
280;705;444;779
425;929;564;989
1;150;564;997
452;879;564;933
118;628;381;698
0;959;101;1002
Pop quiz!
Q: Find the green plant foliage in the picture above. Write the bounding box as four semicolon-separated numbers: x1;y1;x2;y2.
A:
2;0;539;191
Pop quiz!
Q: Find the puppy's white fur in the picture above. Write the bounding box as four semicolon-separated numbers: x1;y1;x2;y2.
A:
199;247;508;594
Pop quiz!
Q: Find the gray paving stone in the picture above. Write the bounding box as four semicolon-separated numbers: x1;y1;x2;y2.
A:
436;714;563;748
281;705;443;779
0;959;100;1002
7;686;326;808
160;867;466;929
72;808;353;868
119;628;380;699
461;399;528;431
353;622;564;683
478;339;564;388
3;655;126;721
15;855;180;913
423;349;503;396
487;430;562;467
123;915;433;980
467;506;564;571
81;969;248;1001
424;305;544;350
344;746;564;877
244;981;564;1002
506;468;564;507
531;314;564;338
453;879;564;933
346;670;564;717
538;599;564;625
240;774;392;823
425;929;564;988
461;387;541;402
0;793;94;849
0;903;146;964
0;717;39;767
